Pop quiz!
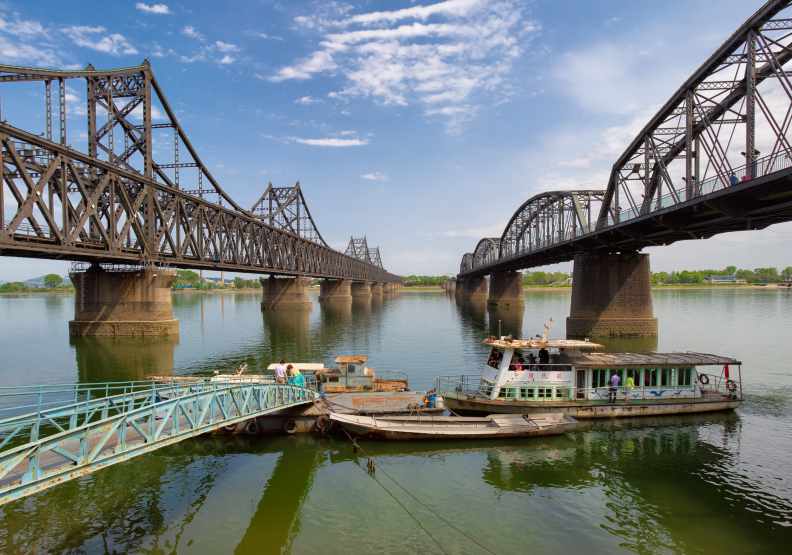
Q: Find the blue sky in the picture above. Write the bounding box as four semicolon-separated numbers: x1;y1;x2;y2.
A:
0;0;788;280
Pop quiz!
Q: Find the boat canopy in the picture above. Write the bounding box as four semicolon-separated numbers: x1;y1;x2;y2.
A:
568;352;741;368
335;355;369;364
482;337;603;350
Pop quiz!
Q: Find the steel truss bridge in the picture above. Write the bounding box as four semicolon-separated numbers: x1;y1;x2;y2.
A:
0;379;315;506
460;0;792;278
0;62;398;283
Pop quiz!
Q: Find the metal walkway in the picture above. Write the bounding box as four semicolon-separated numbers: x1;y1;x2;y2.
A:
0;379;315;506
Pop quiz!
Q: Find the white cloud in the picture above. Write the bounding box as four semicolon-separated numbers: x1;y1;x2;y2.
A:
362;171;388;181
63;26;138;56
273;0;535;132
214;40;238;53
135;3;171;15
295;96;321;105
246;31;283;41
182;25;203;40
218;54;235;65
292;136;368;147
0;36;59;65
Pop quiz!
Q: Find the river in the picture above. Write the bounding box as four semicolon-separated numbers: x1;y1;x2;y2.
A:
0;288;790;553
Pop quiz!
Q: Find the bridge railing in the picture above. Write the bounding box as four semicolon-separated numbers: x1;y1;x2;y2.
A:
612;150;792;224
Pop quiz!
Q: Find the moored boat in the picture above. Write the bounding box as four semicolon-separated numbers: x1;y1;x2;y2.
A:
438;332;743;419
329;412;577;440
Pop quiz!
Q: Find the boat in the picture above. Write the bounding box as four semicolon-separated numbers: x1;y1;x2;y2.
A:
437;324;744;419
329;412;577;440
312;355;409;393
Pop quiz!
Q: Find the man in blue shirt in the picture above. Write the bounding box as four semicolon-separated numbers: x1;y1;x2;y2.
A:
609;371;621;403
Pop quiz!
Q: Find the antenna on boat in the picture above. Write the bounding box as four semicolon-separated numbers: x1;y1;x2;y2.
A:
542;318;554;342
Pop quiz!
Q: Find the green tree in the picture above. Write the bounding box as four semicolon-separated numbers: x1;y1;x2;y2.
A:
43;274;63;288
782;267;792;280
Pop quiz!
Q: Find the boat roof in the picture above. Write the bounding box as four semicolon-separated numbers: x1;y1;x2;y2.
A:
569;352;741;367
482;337;603;350
335;355;368;363
266;363;327;371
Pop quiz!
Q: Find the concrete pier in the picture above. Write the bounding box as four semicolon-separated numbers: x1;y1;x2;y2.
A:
487;271;523;309
351;281;372;300
371;282;384;297
69;266;178;337
318;279;352;303
456;275;488;302
260;276;312;311
566;252;658;338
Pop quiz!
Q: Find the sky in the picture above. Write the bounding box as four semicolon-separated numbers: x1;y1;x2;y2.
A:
0;0;789;281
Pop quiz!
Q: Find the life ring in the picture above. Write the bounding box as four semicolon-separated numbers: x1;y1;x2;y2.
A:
314;415;329;434
726;379;738;392
222;424;237;433
698;374;710;385
244;419;259;435
283;419;298;434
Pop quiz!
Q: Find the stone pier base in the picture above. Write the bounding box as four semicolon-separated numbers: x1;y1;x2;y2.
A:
456;276;488;302
371;282;384;297
351;281;372;300
487;271;524;309
319;279;352;303
69;266;178;337
260;276;312;311
566;252;658;338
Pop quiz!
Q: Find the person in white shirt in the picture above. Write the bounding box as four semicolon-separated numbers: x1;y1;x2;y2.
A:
275;359;287;384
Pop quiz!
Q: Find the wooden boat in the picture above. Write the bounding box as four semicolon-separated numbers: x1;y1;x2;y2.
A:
329;412;577;440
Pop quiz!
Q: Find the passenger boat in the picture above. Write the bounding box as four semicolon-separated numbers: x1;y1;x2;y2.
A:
329;412;577;440
312;355;409;393
438;331;743;419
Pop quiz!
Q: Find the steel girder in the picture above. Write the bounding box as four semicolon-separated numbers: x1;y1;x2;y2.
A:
0;62;398;282
0;123;400;282
457;0;792;278
250;182;328;247
0;380;315;506
597;0;792;228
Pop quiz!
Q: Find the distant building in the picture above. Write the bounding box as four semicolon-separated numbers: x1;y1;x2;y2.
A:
704;274;746;284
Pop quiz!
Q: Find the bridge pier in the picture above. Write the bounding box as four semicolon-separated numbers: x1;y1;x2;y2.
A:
456;276;488;302
370;282;384;297
260;276;312;311
487;271;523;309
567;252;658;338
318;279;352;303
69;265;178;337
351;281;372;300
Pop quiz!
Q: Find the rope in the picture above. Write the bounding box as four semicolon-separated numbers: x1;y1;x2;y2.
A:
339;428;497;555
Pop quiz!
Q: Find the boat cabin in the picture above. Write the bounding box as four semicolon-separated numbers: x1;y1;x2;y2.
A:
470;337;742;402
316;355;409;393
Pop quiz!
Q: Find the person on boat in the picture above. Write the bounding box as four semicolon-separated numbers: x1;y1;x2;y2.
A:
423;389;437;408
609;371;621;403
275;359;287;384
625;373;635;402
527;352;537;367
538;348;550;370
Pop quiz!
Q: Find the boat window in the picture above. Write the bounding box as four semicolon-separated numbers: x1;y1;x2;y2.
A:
510;350;527;371
626;368;642;386
678;367;693;386
537;387;551;399
592;369;608;388
555;387;568;399
661;368;671;386
487;348;503;369
498;387;517;399
520;387;533;399
645;368;658;387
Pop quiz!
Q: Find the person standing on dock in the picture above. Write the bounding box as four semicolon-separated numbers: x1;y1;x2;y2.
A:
609;371;621;403
275;359;287;384
625;373;635;402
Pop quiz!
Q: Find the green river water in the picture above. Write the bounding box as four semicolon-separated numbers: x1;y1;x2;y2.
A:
0;289;790;554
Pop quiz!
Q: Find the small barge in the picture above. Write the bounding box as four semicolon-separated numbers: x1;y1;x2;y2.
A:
330;412;576;440
438;335;743;419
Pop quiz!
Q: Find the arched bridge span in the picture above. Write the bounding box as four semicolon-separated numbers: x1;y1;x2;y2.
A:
459;0;792;279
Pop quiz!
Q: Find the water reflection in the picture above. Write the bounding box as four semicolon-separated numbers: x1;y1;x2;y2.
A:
71;336;179;381
262;307;312;362
487;305;524;338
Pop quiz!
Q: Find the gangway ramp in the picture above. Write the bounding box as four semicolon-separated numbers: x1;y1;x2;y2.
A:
0;379;315;506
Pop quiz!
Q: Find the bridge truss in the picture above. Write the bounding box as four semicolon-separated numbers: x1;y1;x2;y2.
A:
0;63;398;282
459;0;792;278
0;379;314;506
